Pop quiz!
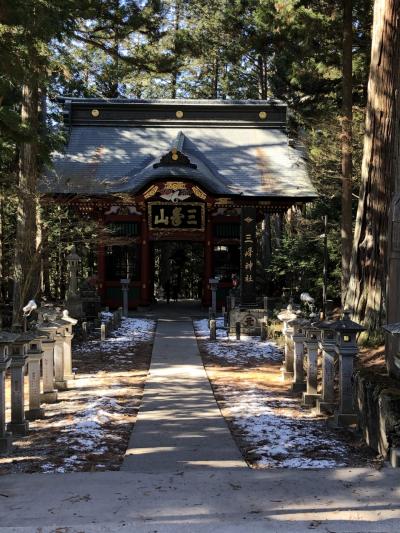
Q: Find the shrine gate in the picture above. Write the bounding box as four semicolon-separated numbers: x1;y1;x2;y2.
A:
41;98;316;308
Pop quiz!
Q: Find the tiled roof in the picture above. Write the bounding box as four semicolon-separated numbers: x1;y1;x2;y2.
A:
41;99;316;200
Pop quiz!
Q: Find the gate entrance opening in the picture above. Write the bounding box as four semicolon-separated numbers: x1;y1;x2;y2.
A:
152;241;204;303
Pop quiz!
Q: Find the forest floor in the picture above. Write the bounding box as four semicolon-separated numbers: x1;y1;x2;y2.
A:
194;318;381;470
0;317;155;475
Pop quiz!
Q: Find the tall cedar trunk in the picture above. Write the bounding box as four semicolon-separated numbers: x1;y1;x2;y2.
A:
12;79;40;325
257;54;267;99
341;0;353;304
345;0;400;330
171;0;180;98
213;56;219;99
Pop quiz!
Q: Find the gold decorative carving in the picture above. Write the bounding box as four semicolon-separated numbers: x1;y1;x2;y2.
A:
143;184;159;199
91;109;100;117
215;198;234;205
192;185;207;200
259;111;267;120
176;110;184;118
164;181;187;190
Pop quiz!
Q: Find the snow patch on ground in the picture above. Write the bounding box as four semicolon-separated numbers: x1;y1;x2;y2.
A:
220;385;348;468
36;317;155;473
77;318;154;354
194;318;282;363
195;318;358;469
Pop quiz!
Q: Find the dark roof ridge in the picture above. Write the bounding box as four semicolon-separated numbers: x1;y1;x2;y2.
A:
58;97;286;107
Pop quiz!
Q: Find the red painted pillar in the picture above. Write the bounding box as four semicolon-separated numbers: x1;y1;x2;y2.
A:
140;217;150;305
204;217;213;306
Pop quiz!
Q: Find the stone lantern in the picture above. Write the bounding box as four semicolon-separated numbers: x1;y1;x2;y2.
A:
65;245;83;318
7;331;35;436
0;331;18;452
311;316;337;415
330;310;365;426
287;315;309;392
302;318;321;407
277;304;297;381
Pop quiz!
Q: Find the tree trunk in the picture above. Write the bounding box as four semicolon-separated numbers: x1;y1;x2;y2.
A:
257;54;267;99
171;0;181;99
213;56;219;99
345;0;400;331
12;79;40;325
341;0;353;305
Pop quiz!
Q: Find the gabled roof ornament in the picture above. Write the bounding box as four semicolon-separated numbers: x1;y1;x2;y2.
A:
153;131;197;169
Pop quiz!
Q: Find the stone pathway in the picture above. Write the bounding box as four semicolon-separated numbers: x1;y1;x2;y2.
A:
1;317;400;532
122;319;245;472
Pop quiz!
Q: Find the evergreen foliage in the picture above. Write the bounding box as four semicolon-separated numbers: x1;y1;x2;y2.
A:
0;0;376;321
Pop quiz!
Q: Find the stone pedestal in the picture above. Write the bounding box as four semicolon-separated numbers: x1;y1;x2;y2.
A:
277;306;297;382
60;310;77;380
54;334;68;391
0;360;12;453
330;311;364;426
0;333;16;453
121;279;129;317
282;330;294;382
62;332;74;380
291;334;307;393
41;339;58;403
302;340;320;407
210;319;216;341
332;349;358;426
209;278;219;315
26;341;45;420
314;342;336;415
7;344;29;436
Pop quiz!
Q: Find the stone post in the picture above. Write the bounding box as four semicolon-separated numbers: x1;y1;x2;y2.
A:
0;332;17;453
61;310;78;381
236;321;241;340
41;336;57;403
312;319;337;415
82;321;87;340
210;319;216;341
209;278;219;315
288;316;308;393
26;339;45;420
277;305;297;382
121;278;129;317
263;296;269;322
302;323;321;407
260;320;267;341
331;311;365;426
101;322;106;341
37;320;59;403
54;325;67;391
230;295;236;310
7;333;32;436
